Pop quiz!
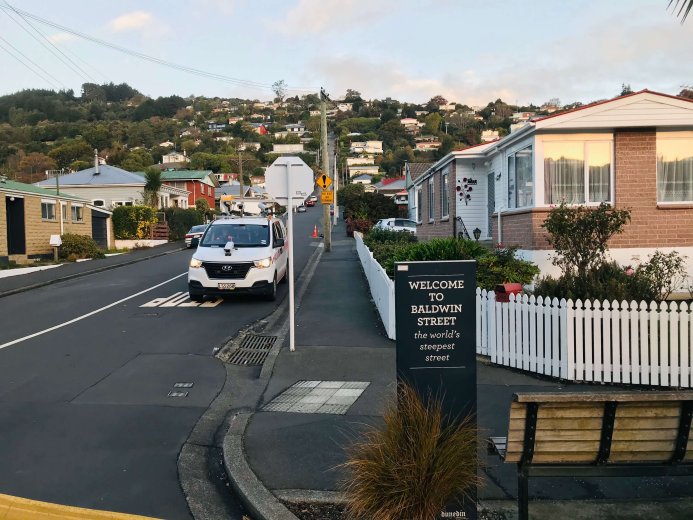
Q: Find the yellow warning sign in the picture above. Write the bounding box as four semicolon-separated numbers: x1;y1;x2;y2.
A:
321;191;334;204
316;174;332;190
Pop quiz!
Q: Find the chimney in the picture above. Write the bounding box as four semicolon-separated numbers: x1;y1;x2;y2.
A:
94;148;99;175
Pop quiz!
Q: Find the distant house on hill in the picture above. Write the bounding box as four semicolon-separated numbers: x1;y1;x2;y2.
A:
160;170;218;208
162;151;189;164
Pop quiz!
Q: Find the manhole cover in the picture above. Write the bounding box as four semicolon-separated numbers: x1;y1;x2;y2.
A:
228;335;277;365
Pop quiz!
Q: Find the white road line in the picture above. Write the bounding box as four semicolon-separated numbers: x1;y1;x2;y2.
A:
0;272;187;351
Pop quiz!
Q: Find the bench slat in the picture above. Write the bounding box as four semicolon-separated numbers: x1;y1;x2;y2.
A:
514;392;693;403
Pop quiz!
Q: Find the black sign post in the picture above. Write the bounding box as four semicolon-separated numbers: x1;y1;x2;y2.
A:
395;260;477;520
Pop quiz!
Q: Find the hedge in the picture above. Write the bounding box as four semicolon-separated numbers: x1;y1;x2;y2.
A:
112;206;158;239
163;207;205;241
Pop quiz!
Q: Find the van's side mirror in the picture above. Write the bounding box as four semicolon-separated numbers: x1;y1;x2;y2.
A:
191;237;199;247
275;238;285;248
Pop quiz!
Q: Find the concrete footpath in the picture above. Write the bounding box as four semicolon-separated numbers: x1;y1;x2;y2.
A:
225;236;693;520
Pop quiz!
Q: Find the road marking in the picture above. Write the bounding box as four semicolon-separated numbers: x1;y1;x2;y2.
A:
140;293;223;308
0;273;187;351
0;492;157;519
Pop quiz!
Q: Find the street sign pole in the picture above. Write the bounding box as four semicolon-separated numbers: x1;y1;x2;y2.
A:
285;163;296;352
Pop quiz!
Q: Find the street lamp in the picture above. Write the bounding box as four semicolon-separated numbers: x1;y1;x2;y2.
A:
473;227;481;241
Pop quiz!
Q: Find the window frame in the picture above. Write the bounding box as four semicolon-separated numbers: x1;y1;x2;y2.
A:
541;139;614;207
415;186;422;223
71;203;84;223
428;178;435;222
41;199;56;221
441;170;449;219
656;135;693;204
507;145;533;209
92;199;105;207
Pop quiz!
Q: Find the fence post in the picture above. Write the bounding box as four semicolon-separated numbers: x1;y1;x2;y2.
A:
560;298;572;380
489;291;497;363
476;288;483;355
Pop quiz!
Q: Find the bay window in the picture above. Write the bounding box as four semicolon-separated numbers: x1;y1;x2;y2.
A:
544;141;611;204
657;137;693;203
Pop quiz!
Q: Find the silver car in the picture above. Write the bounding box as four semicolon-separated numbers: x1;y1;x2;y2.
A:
185;224;208;248
373;218;417;234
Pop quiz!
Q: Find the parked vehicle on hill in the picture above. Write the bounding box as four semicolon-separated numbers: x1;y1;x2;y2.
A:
188;216;288;301
373;218;417;234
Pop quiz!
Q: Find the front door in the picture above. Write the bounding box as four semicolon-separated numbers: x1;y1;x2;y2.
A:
6;196;26;255
91;210;108;249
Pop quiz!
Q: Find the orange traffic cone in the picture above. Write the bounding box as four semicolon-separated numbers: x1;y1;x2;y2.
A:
312;225;318;238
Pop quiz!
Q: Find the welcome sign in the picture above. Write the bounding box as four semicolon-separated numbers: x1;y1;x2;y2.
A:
395;260;477;519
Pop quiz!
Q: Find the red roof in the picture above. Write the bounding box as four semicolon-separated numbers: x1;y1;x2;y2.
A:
381;176;405;186
532;89;693;123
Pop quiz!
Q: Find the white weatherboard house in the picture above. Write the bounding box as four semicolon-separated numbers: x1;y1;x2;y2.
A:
408;90;693;278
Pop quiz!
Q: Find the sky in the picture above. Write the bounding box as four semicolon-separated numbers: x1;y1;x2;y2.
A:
0;0;691;107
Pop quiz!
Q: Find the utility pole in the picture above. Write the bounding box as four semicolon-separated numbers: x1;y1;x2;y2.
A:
237;146;244;217
320;88;331;252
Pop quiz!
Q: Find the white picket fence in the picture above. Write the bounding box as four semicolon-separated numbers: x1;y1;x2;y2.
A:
355;232;396;339
478;289;693;388
354;232;693;388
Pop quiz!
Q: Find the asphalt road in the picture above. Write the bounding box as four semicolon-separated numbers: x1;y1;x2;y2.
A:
0;204;326;519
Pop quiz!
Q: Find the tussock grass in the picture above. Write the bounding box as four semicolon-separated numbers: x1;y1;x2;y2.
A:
342;384;481;520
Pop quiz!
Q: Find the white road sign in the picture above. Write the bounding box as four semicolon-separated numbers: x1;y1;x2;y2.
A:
265;156;314;205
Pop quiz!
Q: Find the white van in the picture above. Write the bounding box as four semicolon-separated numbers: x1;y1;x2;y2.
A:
188;216;288;301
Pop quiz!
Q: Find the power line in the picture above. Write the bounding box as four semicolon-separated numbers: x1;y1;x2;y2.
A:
0;38;58;89
2;0;98;84
0;34;66;89
0;5;319;94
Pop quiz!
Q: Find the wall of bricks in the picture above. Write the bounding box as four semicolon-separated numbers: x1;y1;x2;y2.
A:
611;129;693;248
417;171;455;241
493;129;693;251
10;198;92;263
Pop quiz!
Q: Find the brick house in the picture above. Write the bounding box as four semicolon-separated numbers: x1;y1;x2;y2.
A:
160;170;219;208
1;178;114;265
408;90;693;277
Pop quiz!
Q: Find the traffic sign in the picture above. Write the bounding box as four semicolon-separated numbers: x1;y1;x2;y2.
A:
321;191;334;204
265;156;314;206
316;174;332;190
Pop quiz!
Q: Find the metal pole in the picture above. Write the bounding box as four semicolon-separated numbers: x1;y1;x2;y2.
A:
321;91;331;252
333;150;338;226
286;162;296;352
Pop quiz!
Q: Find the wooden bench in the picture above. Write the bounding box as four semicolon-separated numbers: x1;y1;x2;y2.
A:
488;391;693;520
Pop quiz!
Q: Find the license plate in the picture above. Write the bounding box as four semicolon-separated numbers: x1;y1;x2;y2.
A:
218;283;235;290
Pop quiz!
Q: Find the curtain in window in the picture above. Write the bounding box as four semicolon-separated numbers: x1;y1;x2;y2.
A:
544;142;584;204
657;139;693;202
588;142;611;202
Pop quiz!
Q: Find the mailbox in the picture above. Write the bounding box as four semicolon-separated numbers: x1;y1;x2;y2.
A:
494;282;523;302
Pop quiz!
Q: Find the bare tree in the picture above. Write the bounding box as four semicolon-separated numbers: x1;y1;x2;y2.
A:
272;80;287;102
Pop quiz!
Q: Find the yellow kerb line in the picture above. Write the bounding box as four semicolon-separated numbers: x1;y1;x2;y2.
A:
0;493;159;520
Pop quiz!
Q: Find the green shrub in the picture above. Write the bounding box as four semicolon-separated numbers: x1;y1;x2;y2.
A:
364;228;418;248
59;233;105;260
112;205;158;239
163;207;204;241
369;237;539;290
347;218;373;237
342;384;480;520
533;252;688;302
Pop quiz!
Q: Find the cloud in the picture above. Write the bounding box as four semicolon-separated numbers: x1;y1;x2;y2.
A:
199;0;240;16
269;0;397;35
109;11;153;32
47;32;77;44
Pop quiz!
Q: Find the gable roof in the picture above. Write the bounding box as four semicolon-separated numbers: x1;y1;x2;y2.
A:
407;162;433;181
35;165;145;186
0;178;84;201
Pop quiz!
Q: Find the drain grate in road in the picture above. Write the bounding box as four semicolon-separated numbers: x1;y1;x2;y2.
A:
228;335;277;366
262;381;370;414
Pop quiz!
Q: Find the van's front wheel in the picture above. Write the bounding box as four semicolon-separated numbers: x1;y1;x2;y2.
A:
264;276;277;301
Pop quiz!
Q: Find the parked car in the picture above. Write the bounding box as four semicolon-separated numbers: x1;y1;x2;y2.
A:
305;198;315;207
308;195;318;202
329;204;334;216
373;218;417;234
188;216;288;301
185;224;208;248
297;203;307;213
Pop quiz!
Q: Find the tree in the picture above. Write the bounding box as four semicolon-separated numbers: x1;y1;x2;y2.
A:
620;83;633;96
679;86;693;99
272;80;287;102
19;152;57;178
670;0;693;22
143;167;162;207
425;95;447;112
121;149;154;172
48;140;92;169
424;113;443;135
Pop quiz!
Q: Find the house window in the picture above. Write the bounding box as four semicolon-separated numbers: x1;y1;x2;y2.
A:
428;179;435;221
71;204;84;222
416;187;422;223
41;200;56;221
61;203;67;222
507;146;533;208
92;199;105;207
657;137;693;203
544;141;611;204
441;171;449;218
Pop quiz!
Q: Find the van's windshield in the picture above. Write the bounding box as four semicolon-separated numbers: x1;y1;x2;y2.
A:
200;223;269;248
